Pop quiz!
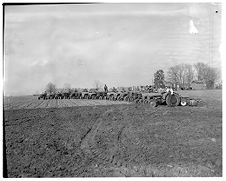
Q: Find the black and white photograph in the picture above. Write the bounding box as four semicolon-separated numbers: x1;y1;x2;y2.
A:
2;2;222;177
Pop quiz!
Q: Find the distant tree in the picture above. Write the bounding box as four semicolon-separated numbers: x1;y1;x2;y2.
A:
193;62;209;81
183;64;194;87
154;70;165;88
205;66;219;89
46;82;56;94
167;62;218;89
167;66;179;88
194;62;219;89
167;64;194;89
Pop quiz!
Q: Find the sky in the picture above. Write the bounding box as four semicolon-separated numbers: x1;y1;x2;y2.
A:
4;3;221;96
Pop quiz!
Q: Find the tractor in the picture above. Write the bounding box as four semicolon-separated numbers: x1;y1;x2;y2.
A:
38;92;47;100
46;92;56;99
70;90;82;99
81;89;89;99
55;92;63;99
117;91;129;101
95;91;107;100
107;91;119;101
88;89;97;99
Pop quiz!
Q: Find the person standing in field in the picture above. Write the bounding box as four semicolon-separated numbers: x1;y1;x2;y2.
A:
166;86;174;95
104;84;108;93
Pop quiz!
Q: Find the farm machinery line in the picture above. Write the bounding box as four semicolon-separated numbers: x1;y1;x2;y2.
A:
37;89;199;107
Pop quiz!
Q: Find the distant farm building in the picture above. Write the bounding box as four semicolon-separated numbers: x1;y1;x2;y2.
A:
191;81;206;90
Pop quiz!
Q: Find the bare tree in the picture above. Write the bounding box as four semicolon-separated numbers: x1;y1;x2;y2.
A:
205;67;219;89
167;64;194;89
193;62;209;81
167;66;179;88
168;62;219;89
194;62;219;89
46;82;56;94
184;64;194;87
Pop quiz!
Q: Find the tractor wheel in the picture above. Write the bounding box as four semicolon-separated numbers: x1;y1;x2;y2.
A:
143;100;148;104
150;100;158;107
166;93;180;107
180;99;187;106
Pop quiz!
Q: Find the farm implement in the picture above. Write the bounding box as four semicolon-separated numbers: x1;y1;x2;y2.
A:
37;89;200;107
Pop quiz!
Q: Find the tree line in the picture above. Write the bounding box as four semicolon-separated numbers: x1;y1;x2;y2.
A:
43;62;220;94
154;62;220;90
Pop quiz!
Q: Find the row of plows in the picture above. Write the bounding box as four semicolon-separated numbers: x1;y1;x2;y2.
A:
37;86;198;107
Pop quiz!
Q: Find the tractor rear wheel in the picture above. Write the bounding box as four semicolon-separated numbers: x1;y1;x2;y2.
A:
166;93;180;107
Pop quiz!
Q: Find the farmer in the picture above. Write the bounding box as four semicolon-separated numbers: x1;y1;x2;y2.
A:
104;84;108;93
166;86;174;95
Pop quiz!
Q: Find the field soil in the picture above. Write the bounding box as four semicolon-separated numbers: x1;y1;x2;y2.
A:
3;96;130;110
4;90;222;177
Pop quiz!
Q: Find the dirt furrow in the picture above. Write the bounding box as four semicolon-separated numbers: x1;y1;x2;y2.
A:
69;99;79;107
57;99;67;108
46;99;56;108
14;100;36;110
32;100;45;109
64;99;75;107
55;99;58;108
36;100;49;108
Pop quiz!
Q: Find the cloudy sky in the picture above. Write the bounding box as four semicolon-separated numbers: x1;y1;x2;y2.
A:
4;3;221;96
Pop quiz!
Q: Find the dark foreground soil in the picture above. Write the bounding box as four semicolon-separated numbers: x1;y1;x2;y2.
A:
4;93;222;177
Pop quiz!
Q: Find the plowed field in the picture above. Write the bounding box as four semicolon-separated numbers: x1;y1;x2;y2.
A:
3;90;222;177
3;96;130;110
